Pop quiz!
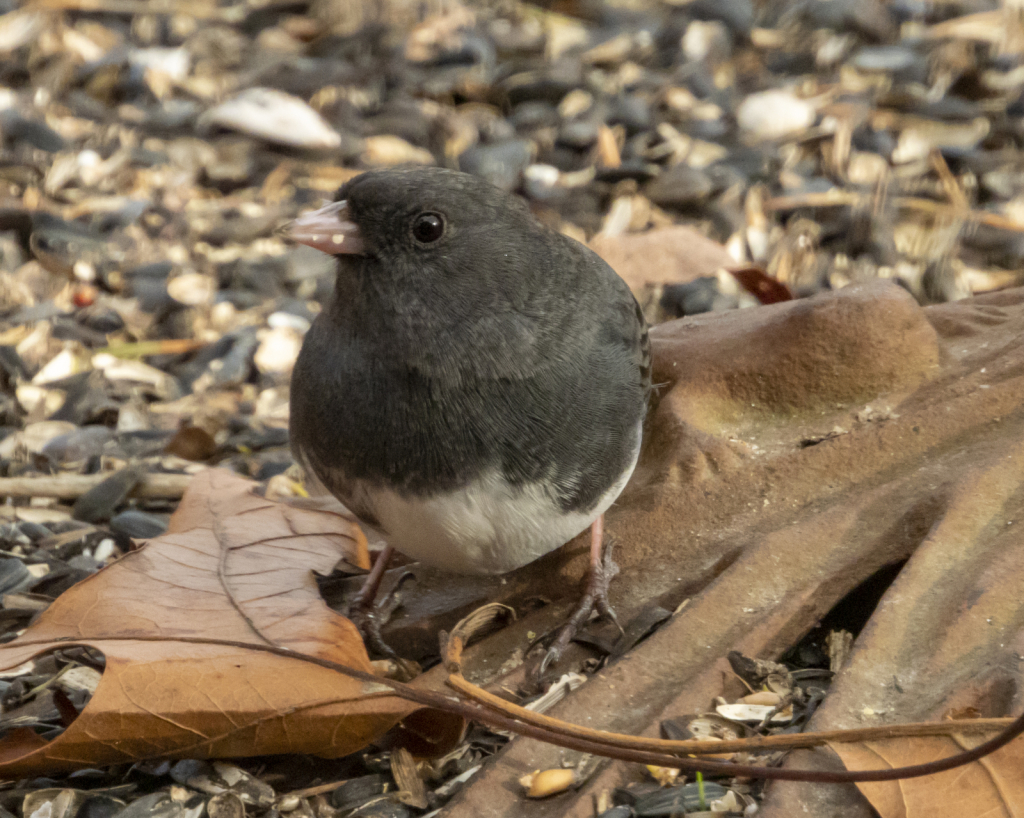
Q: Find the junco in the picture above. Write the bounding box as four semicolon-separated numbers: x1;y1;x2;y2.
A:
287;167;650;672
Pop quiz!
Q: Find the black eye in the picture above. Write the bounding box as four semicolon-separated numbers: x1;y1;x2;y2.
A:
412;212;445;243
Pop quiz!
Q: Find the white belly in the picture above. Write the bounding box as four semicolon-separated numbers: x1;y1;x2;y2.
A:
361;434;641;575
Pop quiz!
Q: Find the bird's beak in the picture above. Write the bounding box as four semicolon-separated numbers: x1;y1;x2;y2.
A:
285;200;366;256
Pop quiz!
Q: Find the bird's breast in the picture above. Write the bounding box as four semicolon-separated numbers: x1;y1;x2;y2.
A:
351;447;639;575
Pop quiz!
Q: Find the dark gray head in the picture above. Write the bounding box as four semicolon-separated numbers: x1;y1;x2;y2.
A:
287;166;540;270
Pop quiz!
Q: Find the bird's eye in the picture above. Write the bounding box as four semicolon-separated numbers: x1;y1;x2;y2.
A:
412;212;445;243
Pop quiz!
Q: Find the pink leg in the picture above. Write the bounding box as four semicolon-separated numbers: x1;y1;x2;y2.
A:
540;514;620;676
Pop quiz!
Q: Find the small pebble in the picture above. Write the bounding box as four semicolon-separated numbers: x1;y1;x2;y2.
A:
459;140;534;191
645;165;715;208
110;510;168;540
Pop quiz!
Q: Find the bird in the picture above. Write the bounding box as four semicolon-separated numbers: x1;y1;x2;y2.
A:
286;166;650;673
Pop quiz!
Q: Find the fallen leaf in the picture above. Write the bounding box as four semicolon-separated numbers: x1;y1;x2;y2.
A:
831;734;1024;818
0;469;461;776
590;226;735;294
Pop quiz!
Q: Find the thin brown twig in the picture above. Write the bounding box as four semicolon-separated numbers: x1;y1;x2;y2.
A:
444;674;1011;754
5;629;1023;782
440;605;1024;778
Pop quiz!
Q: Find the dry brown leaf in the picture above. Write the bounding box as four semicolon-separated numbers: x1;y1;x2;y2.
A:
831;734;1024;818
0;469;461;776
590;225;734;293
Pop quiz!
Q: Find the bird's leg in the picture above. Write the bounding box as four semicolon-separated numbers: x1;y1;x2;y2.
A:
540;515;621;676
345;545;404;658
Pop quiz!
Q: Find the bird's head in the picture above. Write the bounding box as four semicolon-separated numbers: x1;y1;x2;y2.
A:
285;166;575;374
286;166;539;271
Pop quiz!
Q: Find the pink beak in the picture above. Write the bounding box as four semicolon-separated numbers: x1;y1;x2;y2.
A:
285;200;366;255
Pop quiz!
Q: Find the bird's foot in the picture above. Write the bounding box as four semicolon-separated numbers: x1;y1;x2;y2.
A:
539;537;622;677
346;577;409;658
344;545;414;659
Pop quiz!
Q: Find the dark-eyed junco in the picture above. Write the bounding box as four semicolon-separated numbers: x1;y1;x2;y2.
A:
287;167;650;671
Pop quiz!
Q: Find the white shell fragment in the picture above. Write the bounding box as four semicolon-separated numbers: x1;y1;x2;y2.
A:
167;272;217;306
201;88;342;149
32;348;87;385
715;702;793;723
0;10;45;54
0;421;76;458
709;789;746;813
847;150;890;185
740;690;783;706
59;665;103;693
737;89;816;141
92;354;181;400
178;761;276;806
268;311;311;333
254;326;303;375
129;47;191;82
362;134;435;166
524;672;587;714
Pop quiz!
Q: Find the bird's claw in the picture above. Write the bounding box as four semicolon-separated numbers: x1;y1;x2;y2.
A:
345;570;414;659
539;540;621;677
